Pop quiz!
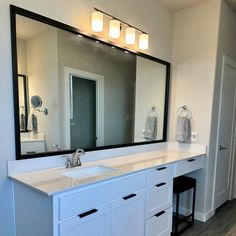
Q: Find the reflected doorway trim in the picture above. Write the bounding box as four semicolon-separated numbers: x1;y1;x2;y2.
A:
64;67;105;149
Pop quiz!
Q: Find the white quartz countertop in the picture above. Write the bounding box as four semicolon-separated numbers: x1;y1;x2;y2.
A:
9;149;205;196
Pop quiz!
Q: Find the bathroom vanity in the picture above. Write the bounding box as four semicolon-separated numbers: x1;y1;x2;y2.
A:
8;5;206;236
9;146;205;236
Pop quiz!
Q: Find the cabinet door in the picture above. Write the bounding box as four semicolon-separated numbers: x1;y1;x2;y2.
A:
59;206;110;236
111;191;145;236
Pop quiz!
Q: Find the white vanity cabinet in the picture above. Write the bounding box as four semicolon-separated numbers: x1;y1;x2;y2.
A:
55;173;146;236
110;190;145;236
145;165;173;236
11;155;205;236
59;206;110;236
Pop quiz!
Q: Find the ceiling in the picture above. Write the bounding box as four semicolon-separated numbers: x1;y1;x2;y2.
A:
158;0;236;13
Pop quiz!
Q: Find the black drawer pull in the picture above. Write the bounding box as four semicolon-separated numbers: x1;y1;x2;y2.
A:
78;209;98;218
156;167;167;171
155;211;165;218
123;193;136;200
156;182;166;187
188;159;196;162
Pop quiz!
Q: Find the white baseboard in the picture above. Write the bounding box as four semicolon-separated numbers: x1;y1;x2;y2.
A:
177;206;215;222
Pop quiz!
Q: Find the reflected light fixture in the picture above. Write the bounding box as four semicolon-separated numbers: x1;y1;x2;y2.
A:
139;33;149;50
91;7;149;50
125;27;136;45
91;11;103;32
109;19;120;39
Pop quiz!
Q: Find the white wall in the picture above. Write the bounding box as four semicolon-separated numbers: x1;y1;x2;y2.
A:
27;28;60;151
134;57;166;141
17;39;27;75
169;0;221;218
0;1;173;235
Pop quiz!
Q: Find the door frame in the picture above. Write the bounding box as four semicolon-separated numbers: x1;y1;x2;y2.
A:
213;55;236;210
64;67;104;149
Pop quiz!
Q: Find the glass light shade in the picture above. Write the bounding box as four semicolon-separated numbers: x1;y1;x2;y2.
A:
109;20;120;39
125;27;136;44
91;11;103;32
139;34;149;50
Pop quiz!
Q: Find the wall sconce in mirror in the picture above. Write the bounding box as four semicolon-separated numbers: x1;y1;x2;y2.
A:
91;8;149;50
31;95;48;115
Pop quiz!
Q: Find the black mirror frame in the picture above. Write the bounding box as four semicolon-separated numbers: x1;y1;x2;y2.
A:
10;5;170;160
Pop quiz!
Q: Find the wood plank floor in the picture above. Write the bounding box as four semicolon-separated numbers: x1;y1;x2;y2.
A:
181;200;236;236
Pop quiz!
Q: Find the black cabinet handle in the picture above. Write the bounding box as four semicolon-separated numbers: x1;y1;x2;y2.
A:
123;193;136;200
156;167;167;171
155;211;165;218
78;209;98;218
155;182;166;187
188;159;196;162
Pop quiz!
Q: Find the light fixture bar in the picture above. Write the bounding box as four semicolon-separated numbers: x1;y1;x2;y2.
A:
93;7;147;35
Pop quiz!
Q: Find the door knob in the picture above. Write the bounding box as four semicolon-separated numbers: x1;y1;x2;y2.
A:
219;145;228;151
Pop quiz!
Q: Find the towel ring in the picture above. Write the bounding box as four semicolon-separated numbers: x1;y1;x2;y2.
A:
177;105;192;118
148;106;159;117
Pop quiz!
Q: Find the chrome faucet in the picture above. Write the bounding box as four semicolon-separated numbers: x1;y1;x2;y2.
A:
65;148;85;168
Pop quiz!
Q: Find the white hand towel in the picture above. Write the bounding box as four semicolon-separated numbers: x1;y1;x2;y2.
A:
176;116;191;143
144;116;157;140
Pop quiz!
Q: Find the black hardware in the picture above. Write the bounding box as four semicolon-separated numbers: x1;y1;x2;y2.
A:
187;159;196;162
156;167;167;171
156;182;166;187
78;209;98;218
219;145;228;151
123;193;136;200
155;211;165;218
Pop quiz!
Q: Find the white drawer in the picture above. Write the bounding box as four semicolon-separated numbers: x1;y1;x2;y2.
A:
146;181;173;219
146;165;173;188
174;156;204;177
145;207;172;236
58;173;145;221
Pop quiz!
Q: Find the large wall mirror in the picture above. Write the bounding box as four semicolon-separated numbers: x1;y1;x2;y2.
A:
10;5;170;160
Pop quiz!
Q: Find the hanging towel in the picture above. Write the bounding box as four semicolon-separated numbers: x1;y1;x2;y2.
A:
144;116;157;140
27;111;38;132
176;116;191;143
20;113;25;130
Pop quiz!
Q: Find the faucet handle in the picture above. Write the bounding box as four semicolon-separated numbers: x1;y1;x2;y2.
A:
76;148;85;156
65;156;72;168
66;158;72;168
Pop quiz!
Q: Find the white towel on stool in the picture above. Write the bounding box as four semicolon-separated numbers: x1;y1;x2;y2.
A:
144;116;157;140
176;116;191;143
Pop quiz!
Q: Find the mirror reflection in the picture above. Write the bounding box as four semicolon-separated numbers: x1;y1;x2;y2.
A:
15;14;169;156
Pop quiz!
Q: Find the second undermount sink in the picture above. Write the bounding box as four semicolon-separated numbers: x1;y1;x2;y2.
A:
61;165;117;180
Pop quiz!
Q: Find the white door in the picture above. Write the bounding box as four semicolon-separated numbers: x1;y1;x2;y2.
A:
111;191;145;236
214;56;236;209
59;206;110;236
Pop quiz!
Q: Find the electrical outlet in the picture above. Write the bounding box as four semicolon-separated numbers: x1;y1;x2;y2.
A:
191;131;197;142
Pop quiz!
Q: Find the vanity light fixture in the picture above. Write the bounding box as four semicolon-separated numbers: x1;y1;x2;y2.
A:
109;19;120;39
139;33;149;50
91;7;149;50
125;27;136;45
91;10;103;32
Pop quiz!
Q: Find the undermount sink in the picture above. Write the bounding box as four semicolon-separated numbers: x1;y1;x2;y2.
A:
61;165;117;180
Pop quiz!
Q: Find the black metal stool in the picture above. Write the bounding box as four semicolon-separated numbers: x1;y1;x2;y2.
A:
172;176;196;236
